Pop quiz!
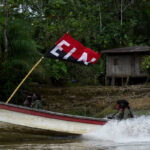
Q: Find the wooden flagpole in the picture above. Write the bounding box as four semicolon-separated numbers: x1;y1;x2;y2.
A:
6;56;44;104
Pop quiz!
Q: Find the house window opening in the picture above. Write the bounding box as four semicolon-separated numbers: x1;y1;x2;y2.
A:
114;58;118;66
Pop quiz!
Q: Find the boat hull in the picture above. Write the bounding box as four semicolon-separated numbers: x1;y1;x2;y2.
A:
0;103;107;136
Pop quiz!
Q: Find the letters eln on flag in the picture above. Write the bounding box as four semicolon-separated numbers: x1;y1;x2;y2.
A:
45;33;101;65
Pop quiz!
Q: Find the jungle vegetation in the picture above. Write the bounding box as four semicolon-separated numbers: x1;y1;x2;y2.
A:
0;0;150;102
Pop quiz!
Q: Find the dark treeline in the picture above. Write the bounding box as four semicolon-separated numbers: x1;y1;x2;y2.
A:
0;0;150;103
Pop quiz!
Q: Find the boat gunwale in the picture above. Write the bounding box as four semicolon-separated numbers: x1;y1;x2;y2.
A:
0;102;107;125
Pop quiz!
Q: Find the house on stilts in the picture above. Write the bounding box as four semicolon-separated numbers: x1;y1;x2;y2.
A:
101;46;150;85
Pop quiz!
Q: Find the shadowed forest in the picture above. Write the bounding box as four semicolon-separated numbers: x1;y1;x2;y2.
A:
0;0;150;106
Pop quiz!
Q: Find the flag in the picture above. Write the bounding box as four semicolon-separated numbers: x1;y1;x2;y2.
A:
45;33;101;65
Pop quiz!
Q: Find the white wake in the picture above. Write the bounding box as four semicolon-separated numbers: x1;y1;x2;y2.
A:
83;116;150;143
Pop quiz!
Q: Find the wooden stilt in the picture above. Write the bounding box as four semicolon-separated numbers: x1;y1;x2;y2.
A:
111;77;115;86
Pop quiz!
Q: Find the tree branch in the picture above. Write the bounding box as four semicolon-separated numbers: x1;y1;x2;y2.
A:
122;0;134;13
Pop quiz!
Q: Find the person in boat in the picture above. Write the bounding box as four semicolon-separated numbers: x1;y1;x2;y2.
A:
31;92;43;109
108;99;134;120
23;94;32;107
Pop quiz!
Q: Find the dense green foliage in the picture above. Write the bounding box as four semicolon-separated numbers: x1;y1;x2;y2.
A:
142;56;150;76
0;0;150;102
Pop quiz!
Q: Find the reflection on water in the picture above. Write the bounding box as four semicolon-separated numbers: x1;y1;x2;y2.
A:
1;116;150;150
1;137;150;150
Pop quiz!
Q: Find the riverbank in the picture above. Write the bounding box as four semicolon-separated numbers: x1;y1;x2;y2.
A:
31;84;150;118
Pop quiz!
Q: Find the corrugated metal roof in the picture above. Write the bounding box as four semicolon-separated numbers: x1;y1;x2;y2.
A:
101;46;150;54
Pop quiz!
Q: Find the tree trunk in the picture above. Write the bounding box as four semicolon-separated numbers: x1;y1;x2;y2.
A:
120;0;123;25
4;0;8;57
0;24;1;60
99;2;102;33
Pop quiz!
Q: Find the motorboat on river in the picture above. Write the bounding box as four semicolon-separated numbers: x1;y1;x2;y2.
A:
0;102;107;136
0;34;108;136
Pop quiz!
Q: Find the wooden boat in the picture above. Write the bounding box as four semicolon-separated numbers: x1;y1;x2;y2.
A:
0;102;107;136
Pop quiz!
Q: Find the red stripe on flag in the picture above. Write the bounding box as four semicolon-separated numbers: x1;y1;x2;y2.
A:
55;33;100;64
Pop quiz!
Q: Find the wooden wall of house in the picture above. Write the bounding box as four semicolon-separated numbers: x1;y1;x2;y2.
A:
106;54;147;78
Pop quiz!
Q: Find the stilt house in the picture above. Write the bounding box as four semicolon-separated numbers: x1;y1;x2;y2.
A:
101;46;150;85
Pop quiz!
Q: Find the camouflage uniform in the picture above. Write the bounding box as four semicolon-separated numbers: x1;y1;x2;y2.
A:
32;100;43;109
115;108;133;120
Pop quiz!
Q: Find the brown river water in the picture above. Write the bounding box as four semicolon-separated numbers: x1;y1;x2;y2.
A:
1;115;150;150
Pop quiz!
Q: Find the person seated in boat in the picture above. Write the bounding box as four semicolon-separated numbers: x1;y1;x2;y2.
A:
108;99;134;120
31;92;43;109
23;94;32;107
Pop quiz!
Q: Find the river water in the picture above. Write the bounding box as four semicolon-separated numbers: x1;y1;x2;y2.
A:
1;116;150;150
